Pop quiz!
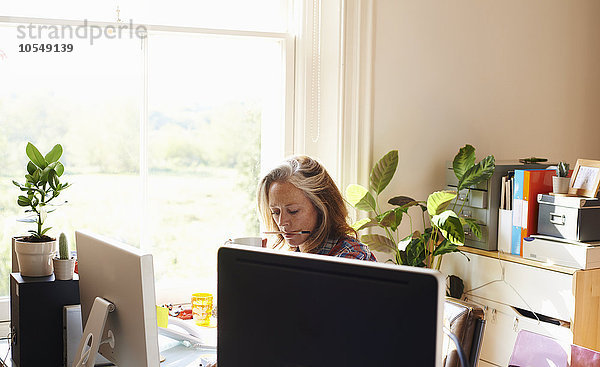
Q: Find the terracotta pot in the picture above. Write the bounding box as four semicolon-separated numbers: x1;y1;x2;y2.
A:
14;238;57;277
53;258;75;280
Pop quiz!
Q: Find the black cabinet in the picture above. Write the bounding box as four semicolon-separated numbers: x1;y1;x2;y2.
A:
10;273;80;367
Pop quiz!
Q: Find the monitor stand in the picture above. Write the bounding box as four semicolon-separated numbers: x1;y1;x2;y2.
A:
72;297;116;367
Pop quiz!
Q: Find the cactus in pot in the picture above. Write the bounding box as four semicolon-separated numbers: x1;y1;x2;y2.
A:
556;162;570;178
53;232;75;280
59;232;70;260
553;161;571;194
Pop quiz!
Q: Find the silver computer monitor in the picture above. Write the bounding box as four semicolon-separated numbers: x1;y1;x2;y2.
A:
217;245;445;366
73;230;160;367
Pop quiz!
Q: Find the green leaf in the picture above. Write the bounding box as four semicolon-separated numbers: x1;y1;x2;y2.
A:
17;196;31;206
461;217;482;239
457;155;496;191
432;239;459;257
351;217;376;231
26;142;47;169
346;184;376;211
395;251;403;265
405;238;427;267
431;211;465;245
17;217;37;223
453;144;476;181
427;191;457;216
378;207;404;232
48;171;57;190
369;150;398;195
388;195;418;207
41;227;52;235
360;234;396;253
44;144;63;163
28;230;40;237
55;162;64;176
40;165;53;182
27;161;37;175
396;234;413;251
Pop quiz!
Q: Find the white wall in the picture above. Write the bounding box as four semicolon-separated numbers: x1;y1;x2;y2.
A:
371;0;600;206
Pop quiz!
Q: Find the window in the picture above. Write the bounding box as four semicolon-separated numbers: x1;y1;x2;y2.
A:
0;1;293;306
0;0;363;319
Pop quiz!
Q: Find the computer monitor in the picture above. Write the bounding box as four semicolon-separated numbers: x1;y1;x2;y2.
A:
217;245;445;367
73;230;160;367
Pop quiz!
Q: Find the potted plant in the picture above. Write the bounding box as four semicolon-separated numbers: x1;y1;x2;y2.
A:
53;233;75;280
552;161;570;194
346;144;495;271
12;142;70;277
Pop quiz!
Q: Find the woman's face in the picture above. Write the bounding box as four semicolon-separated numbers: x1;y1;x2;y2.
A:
268;181;318;249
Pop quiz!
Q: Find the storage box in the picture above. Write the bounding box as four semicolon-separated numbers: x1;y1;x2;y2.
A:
523;235;600;270
537;194;600;242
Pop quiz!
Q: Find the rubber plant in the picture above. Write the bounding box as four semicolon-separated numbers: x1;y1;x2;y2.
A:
346;144;495;270
13;142;70;242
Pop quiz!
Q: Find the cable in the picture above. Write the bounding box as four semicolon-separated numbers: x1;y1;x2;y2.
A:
443;326;470;367
462;250;540;324
0;327;14;367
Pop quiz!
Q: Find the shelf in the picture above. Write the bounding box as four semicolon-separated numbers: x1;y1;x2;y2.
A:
458;246;578;275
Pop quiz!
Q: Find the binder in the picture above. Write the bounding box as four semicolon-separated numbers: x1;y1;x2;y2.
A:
511;170;525;255
519;169;555;256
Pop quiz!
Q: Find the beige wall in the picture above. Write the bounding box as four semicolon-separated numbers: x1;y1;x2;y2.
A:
371;0;600;204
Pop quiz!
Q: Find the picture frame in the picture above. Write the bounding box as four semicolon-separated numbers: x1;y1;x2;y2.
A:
568;159;600;197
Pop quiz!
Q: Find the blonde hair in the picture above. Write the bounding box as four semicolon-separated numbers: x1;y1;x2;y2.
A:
257;155;356;252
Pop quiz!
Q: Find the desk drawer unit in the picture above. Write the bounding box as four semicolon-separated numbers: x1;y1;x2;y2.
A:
468;297;572;367
441;251;575;366
442;251;574;322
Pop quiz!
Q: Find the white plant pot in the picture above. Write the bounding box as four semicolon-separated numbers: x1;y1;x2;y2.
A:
14;238;57;277
53;258;75;280
552;176;570;194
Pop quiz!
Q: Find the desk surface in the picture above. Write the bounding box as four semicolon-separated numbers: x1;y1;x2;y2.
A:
159;326;217;367
160;341;216;367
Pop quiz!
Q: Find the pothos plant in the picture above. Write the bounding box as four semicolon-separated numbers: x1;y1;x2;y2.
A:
12;142;70;242
346;144;495;270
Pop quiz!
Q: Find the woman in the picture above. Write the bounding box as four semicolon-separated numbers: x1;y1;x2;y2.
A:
257;155;376;261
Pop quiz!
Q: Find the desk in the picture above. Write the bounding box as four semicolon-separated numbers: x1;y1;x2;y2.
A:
441;247;600;367
63;305;216;367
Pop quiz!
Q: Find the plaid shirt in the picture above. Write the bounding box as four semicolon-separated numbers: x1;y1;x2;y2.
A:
312;236;377;261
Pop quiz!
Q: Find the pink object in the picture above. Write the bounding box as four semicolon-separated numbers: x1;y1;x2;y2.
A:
509;330;568;367
571;344;600;367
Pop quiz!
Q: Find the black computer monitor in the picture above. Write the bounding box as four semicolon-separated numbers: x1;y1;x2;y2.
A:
217;245;444;366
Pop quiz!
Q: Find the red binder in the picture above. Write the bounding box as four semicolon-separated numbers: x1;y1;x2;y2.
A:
519;169;555;256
